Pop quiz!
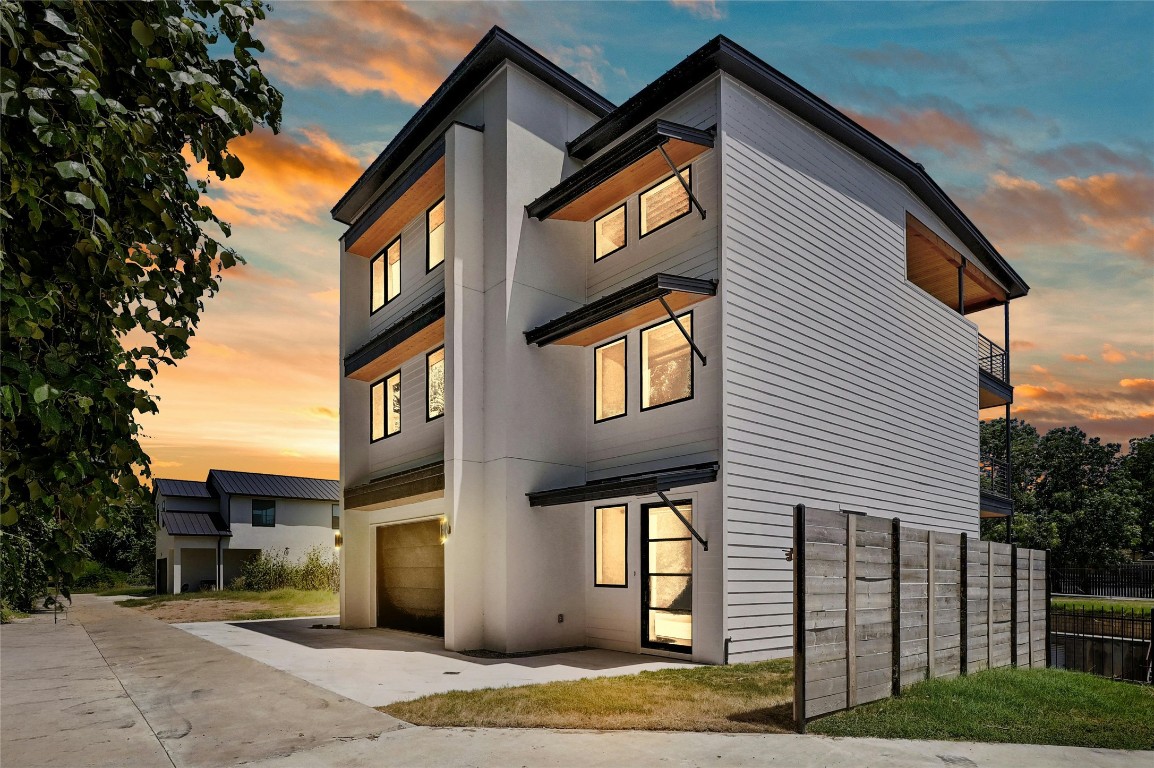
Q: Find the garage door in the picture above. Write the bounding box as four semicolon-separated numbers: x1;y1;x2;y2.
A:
376;520;444;636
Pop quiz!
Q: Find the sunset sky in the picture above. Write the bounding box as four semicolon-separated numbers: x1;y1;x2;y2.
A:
142;1;1154;482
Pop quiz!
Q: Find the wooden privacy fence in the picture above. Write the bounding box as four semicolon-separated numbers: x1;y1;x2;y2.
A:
792;505;1048;731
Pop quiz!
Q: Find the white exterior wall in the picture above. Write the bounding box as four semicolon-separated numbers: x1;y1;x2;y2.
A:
225;495;334;556
717;75;981;662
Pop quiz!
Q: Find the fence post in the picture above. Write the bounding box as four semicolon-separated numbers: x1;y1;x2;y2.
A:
1011;546;1018;668
987;540;994;670
927;531;936;679
793;504;806;734
1027;549;1034;668
1045;550;1051;669
960;533;968;676
846;513;857;708
891;518;901;696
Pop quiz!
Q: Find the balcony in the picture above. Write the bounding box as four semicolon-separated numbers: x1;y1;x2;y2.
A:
979;452;1012;518
978;333;1012;409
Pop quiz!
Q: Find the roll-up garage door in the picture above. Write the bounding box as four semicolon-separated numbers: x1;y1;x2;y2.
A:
376;520;444;636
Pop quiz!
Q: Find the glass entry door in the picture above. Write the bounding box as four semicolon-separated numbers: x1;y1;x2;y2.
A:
641;500;693;653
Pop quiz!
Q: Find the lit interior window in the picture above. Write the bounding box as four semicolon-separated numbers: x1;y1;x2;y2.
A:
427;346;445;420
641;314;692;409
640;167;691;236
427;199;445;270
594;204;626;260
371;252;385;312
371;371;402;441
387;238;401;302
647;501;692;648
595;505;627;587
595;338;626;421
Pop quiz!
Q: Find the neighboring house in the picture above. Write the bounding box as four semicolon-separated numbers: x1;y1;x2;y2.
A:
154;470;340;594
332;28;1028;664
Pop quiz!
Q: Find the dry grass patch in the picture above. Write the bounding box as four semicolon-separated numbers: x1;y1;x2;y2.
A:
117;588;339;623
382;659;794;732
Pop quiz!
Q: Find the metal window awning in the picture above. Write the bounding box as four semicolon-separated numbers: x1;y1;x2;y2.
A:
527;462;718;507
524;273;716;350
344;461;445;511
526;120;713;222
344;293;445;382
344;137;446;258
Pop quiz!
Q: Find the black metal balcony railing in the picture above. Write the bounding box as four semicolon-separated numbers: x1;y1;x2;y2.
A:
979;333;1008;383
980;453;1011;499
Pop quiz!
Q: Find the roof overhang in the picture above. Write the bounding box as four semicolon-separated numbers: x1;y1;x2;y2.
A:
979;370;1013;409
980;491;1012;519
567;36;1027;300
344;138;446;258
344;293;445;382
906;214;1009;313
526;120;713;221
525;273;716;347
528;462;718;507
333;26;614;227
344;461;445;511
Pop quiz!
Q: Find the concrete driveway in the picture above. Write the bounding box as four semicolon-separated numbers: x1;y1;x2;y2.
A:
176;616;694;706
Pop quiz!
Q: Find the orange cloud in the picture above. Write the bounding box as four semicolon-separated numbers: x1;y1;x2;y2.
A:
846;108;989;157
1121;378;1154;392
1102;343;1128;364
1010;339;1036;351
263;2;498;106
1062;353;1091;363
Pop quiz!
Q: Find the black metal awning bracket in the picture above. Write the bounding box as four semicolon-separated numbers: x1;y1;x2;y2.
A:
656;490;708;551
658;295;706;366
657;142;706;220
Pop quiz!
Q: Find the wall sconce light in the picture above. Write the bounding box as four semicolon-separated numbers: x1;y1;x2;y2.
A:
334;531;342;549
439;517;451;544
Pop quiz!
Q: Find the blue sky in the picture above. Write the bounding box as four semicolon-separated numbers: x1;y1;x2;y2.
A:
144;1;1153;480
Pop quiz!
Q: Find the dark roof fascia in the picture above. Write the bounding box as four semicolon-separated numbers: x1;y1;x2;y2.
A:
526;120;714;221
332;26;614;225
524;274;717;347
344;461;445;509
979;369;1014;405
527;462;718;507
344;137;446;248
567;36;1028;298
980;491;1013;518
343;292;446;377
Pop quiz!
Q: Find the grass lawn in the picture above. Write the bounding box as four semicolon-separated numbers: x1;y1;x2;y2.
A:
118;588;339;623
810;667;1154;751
382;659;795;733
1052;597;1153;615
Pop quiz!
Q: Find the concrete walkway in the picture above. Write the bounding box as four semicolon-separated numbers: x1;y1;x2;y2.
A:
176;615;694;706
1;597;1146;768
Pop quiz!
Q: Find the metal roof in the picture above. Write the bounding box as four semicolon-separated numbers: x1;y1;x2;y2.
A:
208;470;339;502
343;292;446;377
153;478;213;499
163;511;230;537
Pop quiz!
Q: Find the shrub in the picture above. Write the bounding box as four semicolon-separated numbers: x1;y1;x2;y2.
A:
73;561;131;590
231;546;338;592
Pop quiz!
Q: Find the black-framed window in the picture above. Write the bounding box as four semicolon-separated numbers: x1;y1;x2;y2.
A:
371;370;402;442
640;165;691;237
594;336;627;422
642;499;693;652
426;346;445;421
370;237;401;313
641;312;693;410
251;499;276;527
594;203;626;261
594;504;627;587
426;198;445;271
332;504;340;530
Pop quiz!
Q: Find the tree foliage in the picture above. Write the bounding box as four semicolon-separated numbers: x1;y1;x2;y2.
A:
0;0;282;604
981;420;1145;566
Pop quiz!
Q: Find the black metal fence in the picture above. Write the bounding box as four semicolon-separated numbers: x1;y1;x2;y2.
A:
979;453;1011;499
978;333;1008;382
1049;607;1152;683
1052;564;1154;598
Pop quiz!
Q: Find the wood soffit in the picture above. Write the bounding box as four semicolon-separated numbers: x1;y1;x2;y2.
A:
346;156;445;258
906;213;1008;314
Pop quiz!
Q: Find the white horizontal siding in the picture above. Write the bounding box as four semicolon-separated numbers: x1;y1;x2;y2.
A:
719;76;981;662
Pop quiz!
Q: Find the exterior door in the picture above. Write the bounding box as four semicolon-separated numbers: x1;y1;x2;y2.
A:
641;500;693;653
376;519;445;636
156;558;167;595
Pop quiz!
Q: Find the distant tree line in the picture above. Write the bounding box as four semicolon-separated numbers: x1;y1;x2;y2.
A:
980;420;1153;567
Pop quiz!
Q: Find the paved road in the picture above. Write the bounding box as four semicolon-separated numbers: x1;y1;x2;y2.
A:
1;596;1146;768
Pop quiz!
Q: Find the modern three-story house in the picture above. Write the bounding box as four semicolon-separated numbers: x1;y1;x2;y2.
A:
332;28;1027;665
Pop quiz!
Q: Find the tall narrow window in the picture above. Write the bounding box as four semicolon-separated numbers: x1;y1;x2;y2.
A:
427;198;445;271
594;337;626;422
371;370;401;441
641;313;693;410
251;499;276;527
386;237;401;302
594;204;626;261
640;166;691;237
595;505;627;587
426;346;445;420
371;251;385;312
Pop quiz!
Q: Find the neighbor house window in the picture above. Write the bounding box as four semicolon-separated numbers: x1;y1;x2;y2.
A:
252;499;276;527
331;504;340;530
427;198;445;271
371;370;401;441
426;346;445;420
595;505;627;587
594;204;626;260
594;337;626;422
641;313;693;410
371;237;401;313
640;166;691;237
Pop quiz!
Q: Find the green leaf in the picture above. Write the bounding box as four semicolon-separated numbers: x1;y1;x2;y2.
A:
0;508;16;526
54;160;89;179
64;191;94;210
145;57;174;71
32;384;50;403
130;20;155;47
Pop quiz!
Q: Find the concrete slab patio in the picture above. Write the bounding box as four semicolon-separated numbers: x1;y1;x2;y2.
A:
175;615;695;706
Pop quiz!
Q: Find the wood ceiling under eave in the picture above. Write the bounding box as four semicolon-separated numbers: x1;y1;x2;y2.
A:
346;157;445;258
906;213;1008;314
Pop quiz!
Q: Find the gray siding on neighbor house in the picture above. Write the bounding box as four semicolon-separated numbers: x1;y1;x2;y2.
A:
718;76;981;662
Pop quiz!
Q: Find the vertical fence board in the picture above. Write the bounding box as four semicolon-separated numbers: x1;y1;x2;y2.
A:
845;514;857;708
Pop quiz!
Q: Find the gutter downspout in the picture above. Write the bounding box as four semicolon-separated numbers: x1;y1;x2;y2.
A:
216;535;223;591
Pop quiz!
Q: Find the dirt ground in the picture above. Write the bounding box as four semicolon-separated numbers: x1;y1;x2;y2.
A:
131;599;282;623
